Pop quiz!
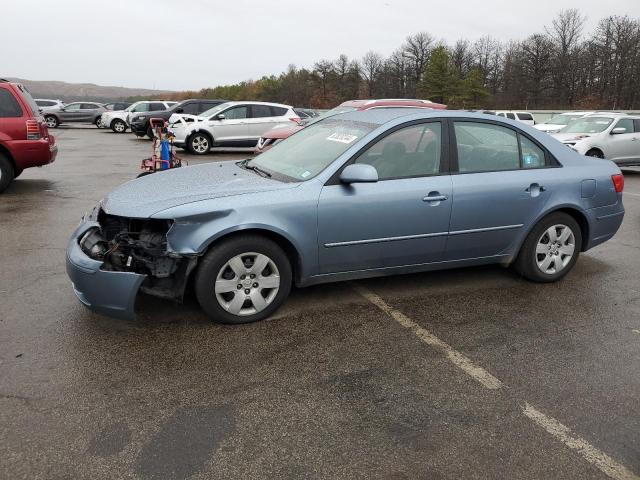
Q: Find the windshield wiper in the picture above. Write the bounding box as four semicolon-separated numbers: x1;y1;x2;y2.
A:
236;159;272;178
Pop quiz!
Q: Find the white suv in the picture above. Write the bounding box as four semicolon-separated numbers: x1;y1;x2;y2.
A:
495;111;535;126
168;101;298;154
552;113;640;166
534;111;594;134
100;100;177;133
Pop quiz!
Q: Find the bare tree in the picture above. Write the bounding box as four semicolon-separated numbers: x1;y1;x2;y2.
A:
402;32;435;95
361;51;384;97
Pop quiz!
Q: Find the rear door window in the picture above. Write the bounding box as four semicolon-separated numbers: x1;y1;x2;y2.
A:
223;106;248;119
517;113;533;121
454;122;519;172
150;103;166;111
519;136;546;168
0;89;23;117
271;106;288;117
81;103;98;109
506;113;516;120
251;105;273;118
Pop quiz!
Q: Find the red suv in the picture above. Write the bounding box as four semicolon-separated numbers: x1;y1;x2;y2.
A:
255;98;447;153
0;79;57;192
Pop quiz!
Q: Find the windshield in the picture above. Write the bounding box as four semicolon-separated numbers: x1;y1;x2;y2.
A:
249;118;378;181
547;113;586;125
559;117;613;134
199;102;232;119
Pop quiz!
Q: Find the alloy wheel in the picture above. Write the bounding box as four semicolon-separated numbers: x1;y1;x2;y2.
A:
114;121;125;133
535;224;575;275
191;135;209;154
45;117;57;128
214;252;280;316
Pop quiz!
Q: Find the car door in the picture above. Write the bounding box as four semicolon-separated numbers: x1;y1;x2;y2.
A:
247;104;279;142
210;105;250;146
606;118;637;163
318;121;452;274
81;103;99;122
59;102;83;122
446;120;556;260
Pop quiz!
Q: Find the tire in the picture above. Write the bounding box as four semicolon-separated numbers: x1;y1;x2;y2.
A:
44;115;59;128
195;235;292;324
188;132;211;155
94;117;103;128
146;126;155;140
111;119;127;133
586;149;604;159
514;212;582;283
13;167;23;178
0;153;15;193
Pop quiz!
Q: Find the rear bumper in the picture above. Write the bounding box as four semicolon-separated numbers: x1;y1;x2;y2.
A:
584;200;625;250
10;137;57;169
66;222;146;320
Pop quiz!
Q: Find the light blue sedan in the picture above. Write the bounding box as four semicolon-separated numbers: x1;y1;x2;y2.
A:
66;109;625;323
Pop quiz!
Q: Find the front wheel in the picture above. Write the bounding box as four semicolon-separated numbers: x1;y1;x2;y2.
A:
111;119;127;133
45;115;59;128
188;132;211;155
514;212;582;283
586;149;604;159
0;153;15;193
195;235;292;324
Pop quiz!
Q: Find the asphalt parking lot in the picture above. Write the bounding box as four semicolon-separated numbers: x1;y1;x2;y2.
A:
1;126;639;480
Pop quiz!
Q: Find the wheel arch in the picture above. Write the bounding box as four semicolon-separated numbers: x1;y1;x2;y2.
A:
187;129;214;145
0;144;16;172
517;206;590;255
193;226;304;286
585;147;605;158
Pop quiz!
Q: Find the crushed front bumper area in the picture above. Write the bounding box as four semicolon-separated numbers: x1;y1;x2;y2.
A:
66;222;146;320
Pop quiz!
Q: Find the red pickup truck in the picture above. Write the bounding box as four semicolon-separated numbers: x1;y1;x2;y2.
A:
0;79;57;192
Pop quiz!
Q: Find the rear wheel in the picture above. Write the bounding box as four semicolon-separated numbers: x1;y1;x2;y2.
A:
195;235;292;324
514;212;582;283
45;115;59;128
111;119;127;133
586;149;604;159
188;132;211;155
94;117;103;128
0;153;15;193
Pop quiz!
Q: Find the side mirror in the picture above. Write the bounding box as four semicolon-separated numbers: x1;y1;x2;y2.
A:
611;127;627;135
340;164;378;184
215;114;226;121
175;107;184;113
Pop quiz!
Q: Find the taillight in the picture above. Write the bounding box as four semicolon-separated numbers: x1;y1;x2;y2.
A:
611;174;624;193
26;119;41;140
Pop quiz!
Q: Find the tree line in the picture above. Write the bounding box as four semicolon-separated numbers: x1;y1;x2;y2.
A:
159;10;640;110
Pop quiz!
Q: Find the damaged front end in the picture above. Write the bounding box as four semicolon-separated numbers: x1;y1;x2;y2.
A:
79;211;197;302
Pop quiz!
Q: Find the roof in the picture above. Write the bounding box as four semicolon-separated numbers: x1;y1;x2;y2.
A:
222;100;293;109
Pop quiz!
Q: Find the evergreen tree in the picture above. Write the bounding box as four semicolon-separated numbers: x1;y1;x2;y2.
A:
419;46;458;104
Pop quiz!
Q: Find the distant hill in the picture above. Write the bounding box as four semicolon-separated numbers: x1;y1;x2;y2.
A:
6;77;174;102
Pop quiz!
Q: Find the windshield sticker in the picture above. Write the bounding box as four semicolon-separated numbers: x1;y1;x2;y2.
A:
301;171;311;178
326;133;358;144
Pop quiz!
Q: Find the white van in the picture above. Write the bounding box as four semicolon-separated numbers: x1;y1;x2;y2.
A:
495;111;535;126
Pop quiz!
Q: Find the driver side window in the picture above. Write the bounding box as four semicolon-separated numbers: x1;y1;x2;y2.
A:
355;122;442;180
65;103;81;111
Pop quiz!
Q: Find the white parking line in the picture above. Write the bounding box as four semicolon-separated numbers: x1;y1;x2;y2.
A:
523;403;640;480
352;284;503;389
353;283;640;480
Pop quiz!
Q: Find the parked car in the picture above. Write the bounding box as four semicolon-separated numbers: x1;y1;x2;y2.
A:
35;99;65;112
256;98;447;153
103;102;132;111
66;110;624;324
44;102;106;128
0;79;57;192
495;111;535;126
130;99;227;139
168;101;299;154
534;111;595;133
552;113;640;166
100;100;177;133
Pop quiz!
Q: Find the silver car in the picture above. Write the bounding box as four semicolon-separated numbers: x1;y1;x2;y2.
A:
44;102;107;128
66;110;625;324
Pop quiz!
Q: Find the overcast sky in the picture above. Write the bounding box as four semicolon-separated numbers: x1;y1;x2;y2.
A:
3;0;639;91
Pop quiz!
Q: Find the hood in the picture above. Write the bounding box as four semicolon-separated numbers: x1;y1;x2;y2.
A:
101;161;298;218
263;125;303;139
551;132;592;143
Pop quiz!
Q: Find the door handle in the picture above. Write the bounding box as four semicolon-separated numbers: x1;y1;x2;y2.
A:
423;193;448;202
526;183;546;197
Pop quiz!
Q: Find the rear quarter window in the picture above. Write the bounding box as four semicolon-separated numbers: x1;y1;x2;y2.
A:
271;106;288;116
517;113;533;121
0;89;23;117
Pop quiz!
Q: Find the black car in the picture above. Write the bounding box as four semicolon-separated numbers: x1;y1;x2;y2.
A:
130;99;227;138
